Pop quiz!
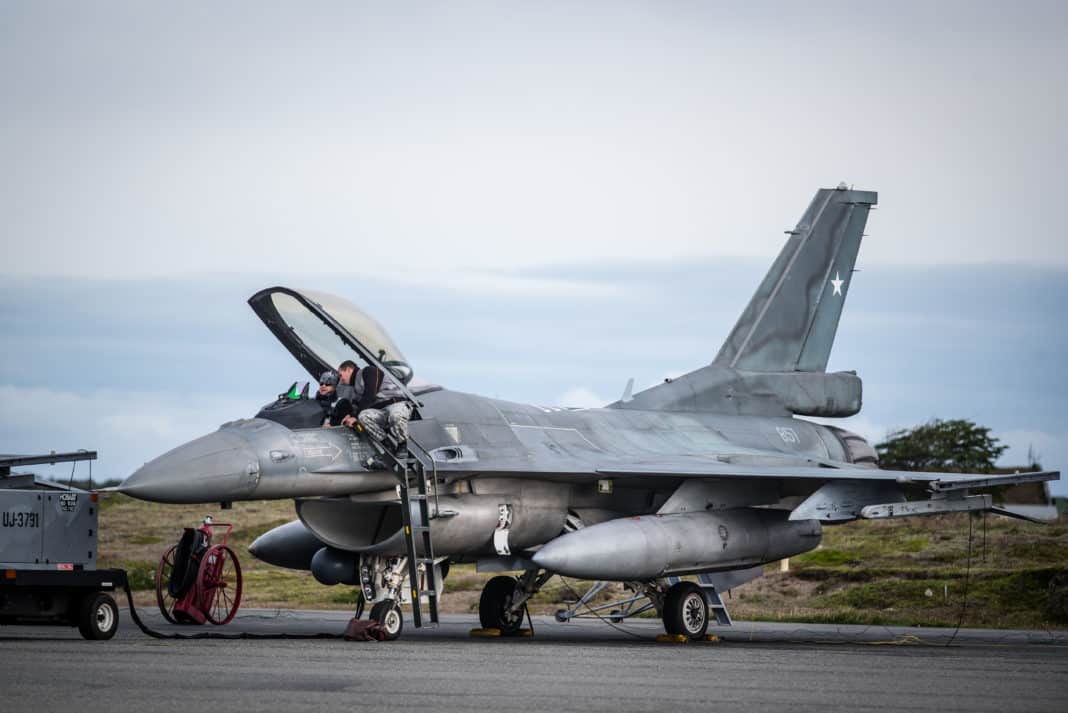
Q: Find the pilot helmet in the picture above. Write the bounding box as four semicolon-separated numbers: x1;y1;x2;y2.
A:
319;369;340;386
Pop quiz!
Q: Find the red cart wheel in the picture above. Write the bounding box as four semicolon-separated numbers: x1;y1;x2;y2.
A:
156;544;180;624
198;544;242;625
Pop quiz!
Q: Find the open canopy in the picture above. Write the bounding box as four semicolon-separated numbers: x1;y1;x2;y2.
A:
248;286;416;394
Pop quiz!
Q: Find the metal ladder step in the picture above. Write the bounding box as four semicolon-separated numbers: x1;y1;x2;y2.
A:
394;443;440;629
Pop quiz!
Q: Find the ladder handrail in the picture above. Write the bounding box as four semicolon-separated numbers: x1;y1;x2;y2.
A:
407;435;440;517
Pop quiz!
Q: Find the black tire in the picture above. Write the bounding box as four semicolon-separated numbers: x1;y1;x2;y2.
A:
369;600;403;641
479;575;523;635
169;529;205;598
663;581;708;640
77;592;119;640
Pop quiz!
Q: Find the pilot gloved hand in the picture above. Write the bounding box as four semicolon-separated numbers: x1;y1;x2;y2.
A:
341;414;358;428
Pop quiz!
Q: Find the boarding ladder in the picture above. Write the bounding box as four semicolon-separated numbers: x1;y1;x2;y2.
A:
363;425;440;629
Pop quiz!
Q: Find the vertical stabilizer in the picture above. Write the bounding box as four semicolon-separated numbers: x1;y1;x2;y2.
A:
713;186;877;372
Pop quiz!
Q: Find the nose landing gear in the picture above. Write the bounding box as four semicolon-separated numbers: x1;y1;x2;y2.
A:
369;599;404;640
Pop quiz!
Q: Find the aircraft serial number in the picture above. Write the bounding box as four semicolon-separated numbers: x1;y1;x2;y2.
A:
2;511;40;528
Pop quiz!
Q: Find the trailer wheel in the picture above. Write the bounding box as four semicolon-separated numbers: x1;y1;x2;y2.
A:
78;592;119;640
663;581;708;640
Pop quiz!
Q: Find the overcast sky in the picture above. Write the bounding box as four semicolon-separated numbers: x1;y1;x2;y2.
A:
1;2;1066;493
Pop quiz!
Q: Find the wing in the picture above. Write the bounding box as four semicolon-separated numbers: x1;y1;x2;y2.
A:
595;454;1059;521
596;455;1059;491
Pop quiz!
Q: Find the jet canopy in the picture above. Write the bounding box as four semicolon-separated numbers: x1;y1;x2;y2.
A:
248;286;414;388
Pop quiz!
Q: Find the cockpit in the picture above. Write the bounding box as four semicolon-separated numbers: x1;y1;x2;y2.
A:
247;287;438;429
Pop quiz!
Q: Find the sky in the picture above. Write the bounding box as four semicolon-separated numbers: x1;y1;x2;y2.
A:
1;1;1066;493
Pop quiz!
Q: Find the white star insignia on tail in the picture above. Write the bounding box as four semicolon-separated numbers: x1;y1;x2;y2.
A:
830;271;845;296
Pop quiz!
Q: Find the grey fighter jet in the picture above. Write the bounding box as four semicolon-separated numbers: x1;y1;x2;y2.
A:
119;186;1059;640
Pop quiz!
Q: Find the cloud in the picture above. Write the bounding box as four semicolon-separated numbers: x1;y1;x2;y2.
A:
997;429;1068;472
554;387;606;409
3;3;1068;281
366;269;623;299
0;385;263;481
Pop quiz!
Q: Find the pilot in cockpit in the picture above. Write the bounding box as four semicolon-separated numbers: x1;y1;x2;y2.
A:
316;369;340;425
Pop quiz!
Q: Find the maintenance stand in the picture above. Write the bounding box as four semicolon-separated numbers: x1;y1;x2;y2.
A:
1;451;125;639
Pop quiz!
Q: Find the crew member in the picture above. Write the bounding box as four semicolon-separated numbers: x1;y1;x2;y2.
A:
343;369;412;451
316;369;340;426
329;359;387;427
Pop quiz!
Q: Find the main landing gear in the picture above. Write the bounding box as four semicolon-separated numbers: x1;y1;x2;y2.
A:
478;570;553;635
661;581;709;639
554;578;722;641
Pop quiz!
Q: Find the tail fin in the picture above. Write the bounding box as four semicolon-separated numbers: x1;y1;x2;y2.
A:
714;185;877;372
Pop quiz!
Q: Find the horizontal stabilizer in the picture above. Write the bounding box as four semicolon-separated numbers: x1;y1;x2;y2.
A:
988;507;1048;524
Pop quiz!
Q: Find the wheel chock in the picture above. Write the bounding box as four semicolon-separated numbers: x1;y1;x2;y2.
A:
655;633;719;643
470;628;502;637
469;628;534;638
656;633;689;643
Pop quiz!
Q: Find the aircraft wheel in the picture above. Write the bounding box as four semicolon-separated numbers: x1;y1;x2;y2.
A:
479;575;523;635
77;592;119;640
370;600;404;640
663;581;708;640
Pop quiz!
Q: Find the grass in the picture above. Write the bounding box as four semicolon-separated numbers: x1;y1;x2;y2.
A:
727;515;1068;629
97;493;1068;628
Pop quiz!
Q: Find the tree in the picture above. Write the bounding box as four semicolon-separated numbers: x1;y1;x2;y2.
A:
875;419;1007;473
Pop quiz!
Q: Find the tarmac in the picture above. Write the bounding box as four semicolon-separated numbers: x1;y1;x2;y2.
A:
2;608;1067;712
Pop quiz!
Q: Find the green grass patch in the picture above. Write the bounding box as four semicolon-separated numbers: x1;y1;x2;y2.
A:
106;559;158;590
816;578;950;611
331;588;362;605
128;535;163;545
443;575;485;593
901;536;928;553
795;548;858;566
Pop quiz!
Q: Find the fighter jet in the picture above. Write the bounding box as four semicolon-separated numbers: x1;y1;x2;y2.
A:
119;186;1059;640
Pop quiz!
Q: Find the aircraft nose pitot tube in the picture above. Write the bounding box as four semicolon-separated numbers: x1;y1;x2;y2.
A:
119;418;397;504
532;508;822;580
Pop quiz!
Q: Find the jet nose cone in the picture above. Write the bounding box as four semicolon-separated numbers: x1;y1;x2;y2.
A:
120;430;261;504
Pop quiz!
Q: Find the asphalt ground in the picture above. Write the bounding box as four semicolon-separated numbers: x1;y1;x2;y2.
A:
2;608;1066;713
